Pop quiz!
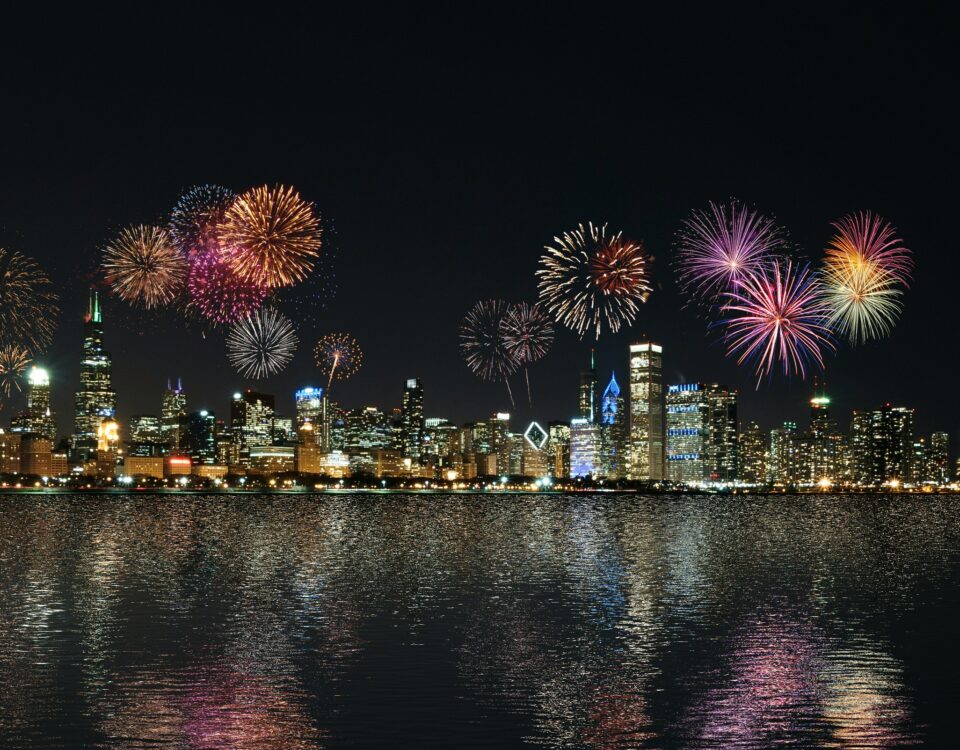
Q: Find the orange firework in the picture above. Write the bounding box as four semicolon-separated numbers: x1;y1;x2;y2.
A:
218;184;322;288
102;225;187;308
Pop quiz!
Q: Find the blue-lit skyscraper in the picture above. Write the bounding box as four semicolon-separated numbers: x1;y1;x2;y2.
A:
599;372;627;478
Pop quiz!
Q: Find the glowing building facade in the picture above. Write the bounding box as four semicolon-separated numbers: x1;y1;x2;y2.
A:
401;378;425;460
628;342;665;481
72;290;117;462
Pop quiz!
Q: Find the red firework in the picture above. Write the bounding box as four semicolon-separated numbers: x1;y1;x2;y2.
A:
186;251;268;325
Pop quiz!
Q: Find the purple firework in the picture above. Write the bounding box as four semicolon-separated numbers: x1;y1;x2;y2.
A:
676;200;782;300
719;260;834;387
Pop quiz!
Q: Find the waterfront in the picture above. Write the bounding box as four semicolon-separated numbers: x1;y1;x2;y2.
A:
1;493;957;748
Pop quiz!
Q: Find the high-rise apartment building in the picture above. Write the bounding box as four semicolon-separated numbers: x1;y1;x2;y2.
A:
705;384;738;481
72;290;117;462
769;422;799;485
927;432;950;484
628;342;665;480
866;405;914;485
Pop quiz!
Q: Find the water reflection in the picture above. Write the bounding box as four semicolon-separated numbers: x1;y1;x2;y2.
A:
0;494;954;748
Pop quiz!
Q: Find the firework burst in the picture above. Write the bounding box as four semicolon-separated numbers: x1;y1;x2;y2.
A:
826;211;912;285
218;184;322;288
459;300;519;404
313;333;363;390
226;307;298;379
0;247;60;354
102;225;187;308
168;185;236;256
676;200;782;299
0;345;31;399
500;302;553;406
186;251;268;325
719;260;834;386
537;223;652;339
821;257;904;344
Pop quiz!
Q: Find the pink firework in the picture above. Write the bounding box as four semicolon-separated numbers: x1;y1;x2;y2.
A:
676;200;782;299
186;251;269;325
826;211;912;285
719;260;834;385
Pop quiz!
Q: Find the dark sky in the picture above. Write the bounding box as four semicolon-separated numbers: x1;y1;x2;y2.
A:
0;7;954;440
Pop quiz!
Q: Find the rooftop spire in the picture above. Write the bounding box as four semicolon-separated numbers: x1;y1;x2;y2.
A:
87;288;101;324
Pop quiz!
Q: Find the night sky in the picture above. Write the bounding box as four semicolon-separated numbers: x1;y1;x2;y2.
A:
0;8;954;440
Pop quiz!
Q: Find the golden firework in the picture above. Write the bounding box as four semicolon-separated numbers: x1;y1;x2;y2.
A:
102;225;187;308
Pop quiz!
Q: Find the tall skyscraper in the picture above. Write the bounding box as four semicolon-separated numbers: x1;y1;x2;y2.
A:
182;410;217;464
739;421;767;484
570;418;600;477
666;383;707;484
769;422;799;485
628;342;665;480
401;378;425;459
72;290;117;462
579;350;598;423
849;410;873;486
295;387;328;450
867;405;914;485
11;366;57;441
231;390;276;464
599;372;627;478
547;421;571;479
705;384;738;481
161;378;187;451
927;432;950;484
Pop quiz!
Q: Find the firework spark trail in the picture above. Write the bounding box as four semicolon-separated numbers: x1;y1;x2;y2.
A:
219;184;322;288
826;211;912;285
0;345;31;399
0;247;60;355
500;302;553;406
459;300;519;406
675;200;782;300
313;333;363;394
169;185;236;257
537;223;652;339
719;260;835;387
226;307;298;379
102;225;187;308
186;251;269;325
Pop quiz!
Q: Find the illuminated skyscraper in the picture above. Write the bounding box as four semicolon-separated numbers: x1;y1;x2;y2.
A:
628;342;665;480
927;432;950;485
547;421;571;479
769;422;799;485
161;378;187;450
72;290;117;462
570;418;600;477
666;383;707;484
401;378;425;459
579;350;598;423
867;405;914;485
128;414;163;456
231;390;276;464
739;421;767;484
182;410;217;464
599;372;627;478
11;366;57;441
705;384;738;481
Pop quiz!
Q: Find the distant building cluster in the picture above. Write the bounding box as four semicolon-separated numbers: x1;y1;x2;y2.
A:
0;290;953;490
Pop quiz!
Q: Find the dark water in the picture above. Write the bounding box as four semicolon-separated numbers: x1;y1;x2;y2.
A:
1;493;958;748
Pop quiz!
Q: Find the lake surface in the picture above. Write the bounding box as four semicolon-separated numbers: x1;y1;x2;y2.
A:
1;492;957;748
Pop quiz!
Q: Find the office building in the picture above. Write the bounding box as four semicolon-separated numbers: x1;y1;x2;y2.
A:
182;410;217;464
739;421;767;484
927;432;950;484
867;405;914;486
548;421;571;479
20;435;53;476
628;342;665;480
401;378;425;459
666;383;707;484
231;390;276;463
570;418;600;477
11;366;57;441
579;350;598;423
296;423;322;474
705;384;738;481
599;372;627;478
161;378;187;450
0;430;21;473
72;290;117;462
769;422;799;485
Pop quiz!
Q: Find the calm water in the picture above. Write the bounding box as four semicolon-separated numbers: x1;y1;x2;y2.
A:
1;493;958;748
